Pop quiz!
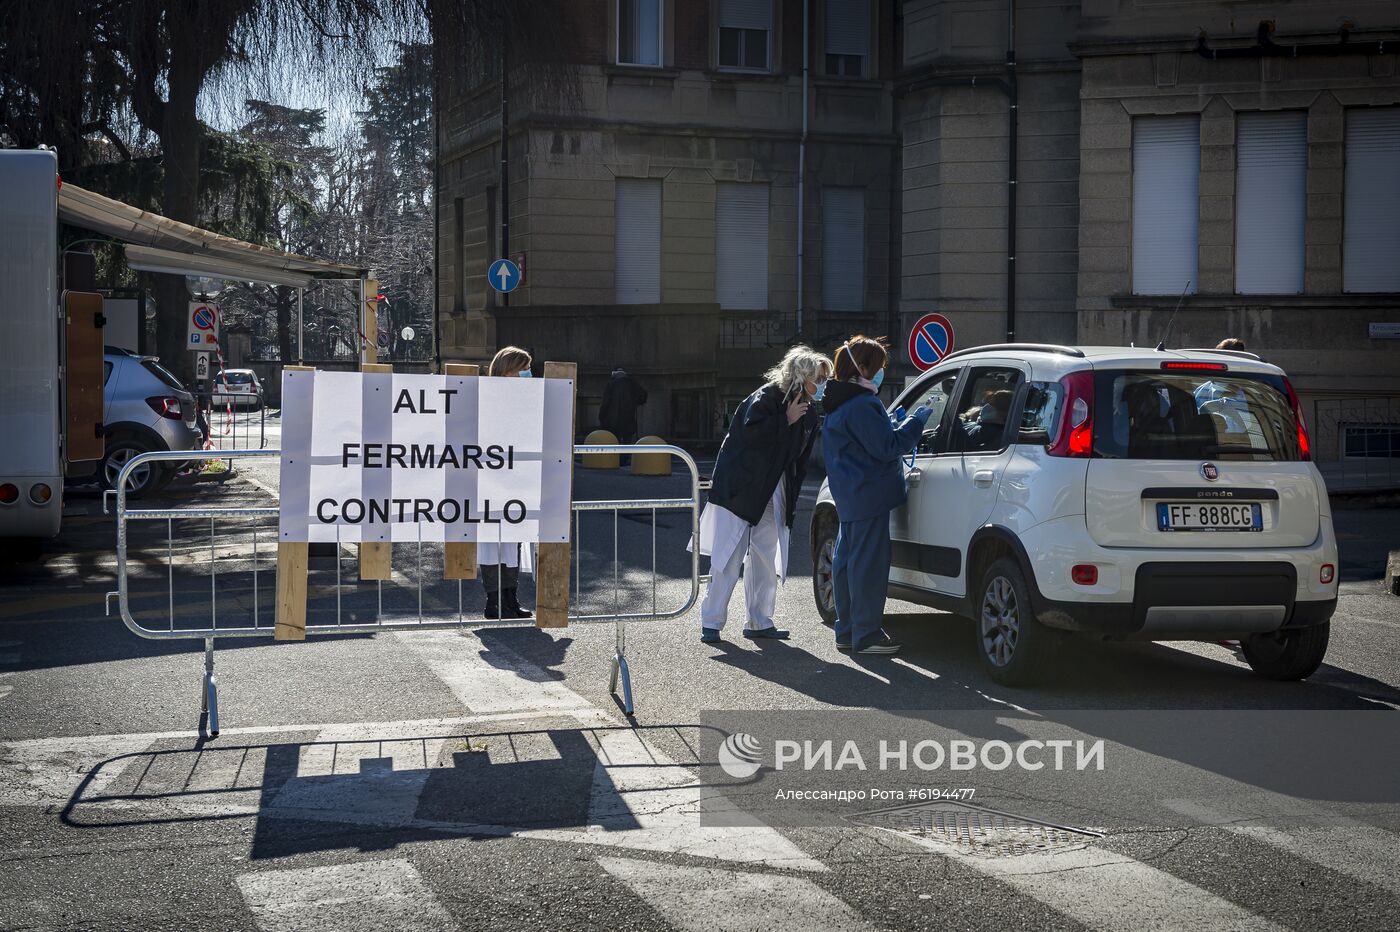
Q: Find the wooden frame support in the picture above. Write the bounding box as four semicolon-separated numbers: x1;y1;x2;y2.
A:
535;361;577;629
359;361;393;580
443;363;479;580
276;364;315;640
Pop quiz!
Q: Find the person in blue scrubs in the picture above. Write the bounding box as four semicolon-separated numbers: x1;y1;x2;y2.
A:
820;335;931;655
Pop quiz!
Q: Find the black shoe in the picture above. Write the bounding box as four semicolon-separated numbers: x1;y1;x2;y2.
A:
742;626;789;640
701;627;723;644
856;632;902;655
484;592;501;620
502;588;533;619
836;638;852;652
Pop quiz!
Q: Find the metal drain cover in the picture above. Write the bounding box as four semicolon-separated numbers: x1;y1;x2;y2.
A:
848;800;1102;857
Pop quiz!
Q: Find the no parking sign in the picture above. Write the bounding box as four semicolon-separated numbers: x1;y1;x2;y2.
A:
908;313;955;371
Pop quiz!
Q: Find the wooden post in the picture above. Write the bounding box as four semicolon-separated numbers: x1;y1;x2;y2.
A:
444;363;479;580
276;365;315;641
361;277;380;365
535;361;577;628
359;361;393;581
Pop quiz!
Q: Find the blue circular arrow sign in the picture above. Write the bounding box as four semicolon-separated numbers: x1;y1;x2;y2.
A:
488;258;521;294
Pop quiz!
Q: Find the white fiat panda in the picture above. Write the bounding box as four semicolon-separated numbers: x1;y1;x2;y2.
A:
811;344;1339;686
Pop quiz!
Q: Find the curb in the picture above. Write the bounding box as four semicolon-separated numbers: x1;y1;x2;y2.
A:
1387;551;1400;597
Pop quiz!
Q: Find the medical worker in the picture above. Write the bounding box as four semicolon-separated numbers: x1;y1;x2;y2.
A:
696;346;833;643
821;335;932;655
479;345;535;619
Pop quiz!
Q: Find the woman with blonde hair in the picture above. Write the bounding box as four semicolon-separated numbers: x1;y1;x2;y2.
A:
480;345;535;619
695;345;833;642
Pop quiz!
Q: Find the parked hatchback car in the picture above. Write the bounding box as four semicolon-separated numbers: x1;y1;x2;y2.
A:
100;348;205;496
212;368;263;409
811;344;1338;686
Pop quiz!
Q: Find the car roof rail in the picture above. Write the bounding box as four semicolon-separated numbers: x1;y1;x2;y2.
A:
939;343;1086;363
1177;348;1263;361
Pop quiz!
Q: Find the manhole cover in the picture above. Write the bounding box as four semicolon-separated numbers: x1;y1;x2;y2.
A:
848;800;1102;857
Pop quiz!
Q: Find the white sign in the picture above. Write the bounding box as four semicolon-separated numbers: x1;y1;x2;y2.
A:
188;302;219;351
1369;322;1400;340
195;352;210;382
278;370;573;544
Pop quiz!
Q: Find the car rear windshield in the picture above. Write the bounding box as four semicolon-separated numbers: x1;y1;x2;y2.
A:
141;359;186;392
225;372;254;384
1093;369;1302;461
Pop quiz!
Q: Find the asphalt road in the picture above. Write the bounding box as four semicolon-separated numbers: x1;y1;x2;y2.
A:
3;431;1399;932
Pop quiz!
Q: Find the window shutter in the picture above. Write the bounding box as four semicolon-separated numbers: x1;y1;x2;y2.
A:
715;183;770;310
1132;115;1200;296
615;179;662;304
822;188;865;311
1344;107;1400;293
824;0;868;58
1236;111;1306;294
719;0;772;30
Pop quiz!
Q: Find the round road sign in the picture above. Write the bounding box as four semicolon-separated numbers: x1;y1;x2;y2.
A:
908;313;955;371
192;306;217;331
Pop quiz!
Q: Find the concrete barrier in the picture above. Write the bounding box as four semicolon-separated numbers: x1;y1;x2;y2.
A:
630;436;672;476
581;429;620;469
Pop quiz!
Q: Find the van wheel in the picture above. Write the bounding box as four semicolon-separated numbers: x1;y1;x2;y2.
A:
100;439;158;499
977;557;1058;687
812;518;838;626
1242;623;1329;681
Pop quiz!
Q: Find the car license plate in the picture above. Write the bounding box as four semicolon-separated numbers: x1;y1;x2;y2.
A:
1157;502;1262;532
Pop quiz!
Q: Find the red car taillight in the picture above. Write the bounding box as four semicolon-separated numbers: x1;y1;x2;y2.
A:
1048;371;1094;458
0;483;17;505
146;396;183;419
1282;378;1311;462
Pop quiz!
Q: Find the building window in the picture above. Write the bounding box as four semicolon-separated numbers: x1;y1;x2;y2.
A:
1236;111;1306;295
618;0;662;67
824;0;868;77
715;183;770;310
1343;425;1400;459
718;0;771;71
615;179;662;304
1344;106;1400;293
822;187;865;311
1132;115;1200;296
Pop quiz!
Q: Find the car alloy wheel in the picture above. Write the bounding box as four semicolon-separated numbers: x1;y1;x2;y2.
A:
104;444;153;495
980;575;1020;667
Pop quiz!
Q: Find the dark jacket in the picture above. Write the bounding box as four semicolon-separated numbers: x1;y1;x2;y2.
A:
821;380;929;522
598;372;648;436
707;382;819;528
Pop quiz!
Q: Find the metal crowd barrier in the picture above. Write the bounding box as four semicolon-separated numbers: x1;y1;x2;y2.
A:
191;389;268;457
105;445;702;734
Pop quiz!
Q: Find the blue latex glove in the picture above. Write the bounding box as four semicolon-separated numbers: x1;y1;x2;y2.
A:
912;404;934;423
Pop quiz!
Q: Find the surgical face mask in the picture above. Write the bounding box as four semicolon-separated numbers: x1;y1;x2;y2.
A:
812;380;827;402
518;369;532;378
872;368;885;390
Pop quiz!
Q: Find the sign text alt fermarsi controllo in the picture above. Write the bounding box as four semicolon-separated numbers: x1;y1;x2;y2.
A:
278;370;574;543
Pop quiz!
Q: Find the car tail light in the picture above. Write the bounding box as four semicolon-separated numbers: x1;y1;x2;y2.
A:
1320;564;1335;584
1281;378;1312;462
28;483;52;505
1048;371;1094;458
1071;564;1099;586
146;396;183;419
0;483;17;505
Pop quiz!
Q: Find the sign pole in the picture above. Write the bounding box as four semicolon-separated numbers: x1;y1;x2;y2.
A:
535;360;576;628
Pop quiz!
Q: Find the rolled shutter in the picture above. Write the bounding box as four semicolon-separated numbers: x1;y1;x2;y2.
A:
715;183;770;310
825;0;868;58
1132;115;1200;296
822;188;865;311
1236;111;1306;294
1344;107;1400;293
615;179;662;304
719;0;772;30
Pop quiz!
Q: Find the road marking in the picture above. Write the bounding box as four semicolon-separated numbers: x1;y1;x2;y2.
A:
0;685;12;701
1163;798;1400;897
881;830;1281;931
236;858;455;932
395;629;593;715
598;857;874;932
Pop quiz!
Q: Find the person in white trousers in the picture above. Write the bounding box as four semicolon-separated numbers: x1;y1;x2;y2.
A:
695;346;832;643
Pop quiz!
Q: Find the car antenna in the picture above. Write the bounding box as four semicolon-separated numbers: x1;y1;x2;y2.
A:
1155;280;1192;352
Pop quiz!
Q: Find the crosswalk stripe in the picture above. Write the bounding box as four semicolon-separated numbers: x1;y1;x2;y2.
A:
1163;798;1400;897
235;858;456;932
597;857;876;932
394;629;593;715
881;831;1283;932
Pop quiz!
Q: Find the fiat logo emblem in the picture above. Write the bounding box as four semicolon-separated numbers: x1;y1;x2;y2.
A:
1201;462;1219;481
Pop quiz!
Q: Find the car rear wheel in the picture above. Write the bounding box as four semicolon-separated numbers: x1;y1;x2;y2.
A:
1242;623;1329;681
812;517;838;626
101;439;161;499
977;557;1059;687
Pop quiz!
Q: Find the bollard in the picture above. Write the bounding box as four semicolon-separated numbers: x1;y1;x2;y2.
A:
581;429;620;469
630;435;672;476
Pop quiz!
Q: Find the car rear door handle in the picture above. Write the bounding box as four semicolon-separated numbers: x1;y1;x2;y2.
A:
906;468;923;486
973;469;995;488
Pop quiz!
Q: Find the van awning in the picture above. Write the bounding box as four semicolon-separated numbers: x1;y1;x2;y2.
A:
58;182;368;286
